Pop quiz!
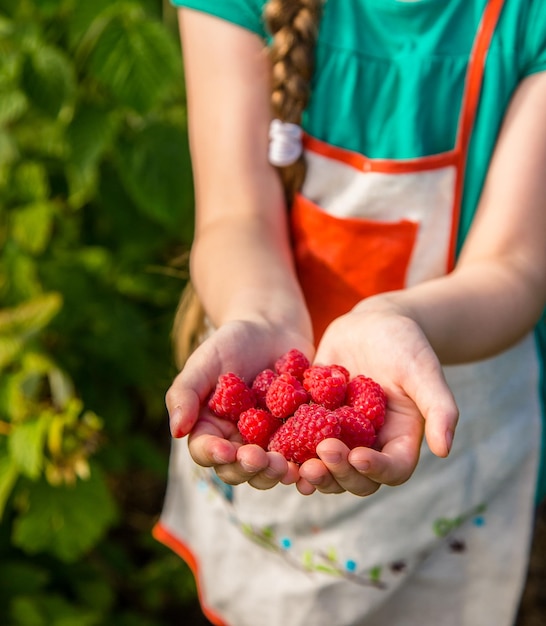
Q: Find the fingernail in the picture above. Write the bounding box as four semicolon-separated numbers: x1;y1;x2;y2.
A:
353;460;370;473
212;451;231;464
240;460;260;473
320;451;341;465
169;407;186;438
445;429;454;453
263;466;280;479
349;451;370;472
307;476;324;486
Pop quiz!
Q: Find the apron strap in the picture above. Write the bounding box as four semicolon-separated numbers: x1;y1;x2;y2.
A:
449;0;506;267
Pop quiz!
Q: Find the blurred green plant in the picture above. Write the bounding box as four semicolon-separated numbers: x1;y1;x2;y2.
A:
0;0;199;623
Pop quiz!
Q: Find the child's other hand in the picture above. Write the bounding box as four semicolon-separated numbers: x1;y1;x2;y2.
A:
165;319;312;489
296;302;459;496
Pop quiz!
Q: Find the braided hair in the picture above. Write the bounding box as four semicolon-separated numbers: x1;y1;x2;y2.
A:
173;0;323;366
265;0;323;203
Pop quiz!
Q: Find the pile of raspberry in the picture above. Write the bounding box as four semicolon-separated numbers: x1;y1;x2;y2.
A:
207;349;386;464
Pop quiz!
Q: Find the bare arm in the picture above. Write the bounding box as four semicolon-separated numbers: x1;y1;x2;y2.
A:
180;9;311;335
364;70;546;364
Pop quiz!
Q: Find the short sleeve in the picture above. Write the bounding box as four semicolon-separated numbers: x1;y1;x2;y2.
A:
520;0;546;76
170;0;267;38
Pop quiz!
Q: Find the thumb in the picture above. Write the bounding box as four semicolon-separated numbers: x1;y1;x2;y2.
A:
165;380;202;438
165;355;219;438
412;371;459;457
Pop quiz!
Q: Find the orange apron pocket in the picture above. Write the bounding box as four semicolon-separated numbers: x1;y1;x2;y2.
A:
291;193;419;341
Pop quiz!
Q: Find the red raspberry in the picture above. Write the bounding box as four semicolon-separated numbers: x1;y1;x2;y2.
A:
265;373;309;419
208;373;255;422
268;403;341;464
333;406;376;449
238;407;282;449
329;364;351;382
303;365;347;409
251;368;278;409
345;375;387;429
274;349;310;382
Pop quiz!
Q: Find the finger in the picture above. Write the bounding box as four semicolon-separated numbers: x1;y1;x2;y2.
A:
316;439;379;496
296;476;317;496
298;457;345;494
248;452;292;490
404;351;459;457
423;398;459;458
348;434;420;486
236;443;270;468
214;444;274;485
165;348;224;438
166;386;202;438
187;417;240;466
280;461;301;485
188;433;239;467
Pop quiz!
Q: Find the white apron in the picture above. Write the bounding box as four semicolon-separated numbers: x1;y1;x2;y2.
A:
154;1;542;623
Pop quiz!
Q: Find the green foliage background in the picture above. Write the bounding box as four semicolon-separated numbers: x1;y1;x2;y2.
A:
0;0;200;623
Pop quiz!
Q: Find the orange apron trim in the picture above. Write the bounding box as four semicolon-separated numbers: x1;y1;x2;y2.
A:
303;134;457;174
449;0;506;267
152;522;229;626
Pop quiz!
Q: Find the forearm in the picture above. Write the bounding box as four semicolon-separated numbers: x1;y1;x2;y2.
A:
357;259;545;365
361;73;546;366
191;211;312;335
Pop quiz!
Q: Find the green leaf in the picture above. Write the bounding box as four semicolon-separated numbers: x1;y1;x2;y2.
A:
10;201;55;254
21;45;75;118
35;0;71;19
68;0;122;51
87;13;181;113
12;465;118;562
0;560;50;599
369;565;383;583
71;576;115;614
0;89;28;125
0;292;62;337
0;373;26;422
11;161;50;203
0;0;18;19
8;417;50;479
117;121;193;231
8;595;46;626
0;450;19;520
0;248;42;300
9;594;102;626
66;103;118;171
12;114;68;160
315;564;340;575
0;334;24;369
0;129;18;168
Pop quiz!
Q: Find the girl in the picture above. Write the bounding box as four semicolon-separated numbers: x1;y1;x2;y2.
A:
155;1;546;624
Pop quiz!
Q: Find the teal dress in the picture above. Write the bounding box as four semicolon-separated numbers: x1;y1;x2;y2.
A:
156;2;546;625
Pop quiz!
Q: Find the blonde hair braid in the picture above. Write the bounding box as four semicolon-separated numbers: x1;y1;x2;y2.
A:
265;0;323;203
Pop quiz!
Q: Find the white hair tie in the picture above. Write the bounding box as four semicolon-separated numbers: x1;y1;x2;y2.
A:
268;119;303;167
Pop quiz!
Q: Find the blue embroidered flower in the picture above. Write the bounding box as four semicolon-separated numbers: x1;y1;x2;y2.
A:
345;559;357;572
210;473;234;502
280;537;292;550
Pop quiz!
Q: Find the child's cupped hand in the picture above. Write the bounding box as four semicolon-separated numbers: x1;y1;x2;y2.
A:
165;319;313;490
295;303;459;496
